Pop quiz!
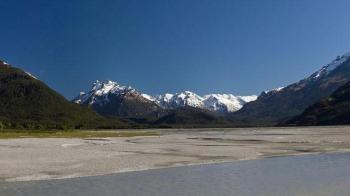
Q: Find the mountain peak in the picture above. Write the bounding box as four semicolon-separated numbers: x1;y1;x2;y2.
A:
73;80;163;119
232;50;350;126
73;80;137;105
202;94;257;113
152;92;257;113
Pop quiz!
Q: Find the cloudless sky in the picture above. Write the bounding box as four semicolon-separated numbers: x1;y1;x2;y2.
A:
1;0;350;99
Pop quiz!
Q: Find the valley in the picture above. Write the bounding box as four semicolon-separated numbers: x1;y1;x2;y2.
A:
2;1;350;195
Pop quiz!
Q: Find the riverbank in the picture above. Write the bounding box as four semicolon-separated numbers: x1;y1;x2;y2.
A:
1;126;350;182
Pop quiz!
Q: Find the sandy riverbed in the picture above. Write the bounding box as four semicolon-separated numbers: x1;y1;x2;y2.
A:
1;126;350;182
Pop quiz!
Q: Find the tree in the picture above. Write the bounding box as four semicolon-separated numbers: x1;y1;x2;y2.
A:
0;121;5;130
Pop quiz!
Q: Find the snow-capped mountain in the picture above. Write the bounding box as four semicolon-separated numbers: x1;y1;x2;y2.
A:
152;91;205;109
231;51;350;126
74;80;257;117
142;91;257;113
73;80;163;119
73;80;136;106
203;94;257;113
238;95;258;103
151;93;174;108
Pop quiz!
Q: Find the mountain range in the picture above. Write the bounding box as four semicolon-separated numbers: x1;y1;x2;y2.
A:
73;80;257;119
146;92;257;114
229;52;350;126
2;50;350;129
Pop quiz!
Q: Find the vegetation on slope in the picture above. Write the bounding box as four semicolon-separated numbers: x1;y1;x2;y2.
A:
0;62;128;130
230;57;350;126
0;130;159;139
153;107;230;128
286;81;350;126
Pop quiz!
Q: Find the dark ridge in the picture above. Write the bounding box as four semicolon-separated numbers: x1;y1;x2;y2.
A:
285;81;350;126
229;56;350;126
0;62;129;130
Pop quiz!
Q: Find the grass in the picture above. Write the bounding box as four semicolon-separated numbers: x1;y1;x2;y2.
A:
0;130;160;139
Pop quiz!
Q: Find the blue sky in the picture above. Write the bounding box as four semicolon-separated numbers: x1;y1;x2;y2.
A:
1;0;350;99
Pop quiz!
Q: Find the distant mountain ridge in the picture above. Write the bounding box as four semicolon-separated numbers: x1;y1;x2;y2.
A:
230;52;350;126
73;80;257;118
143;91;257;113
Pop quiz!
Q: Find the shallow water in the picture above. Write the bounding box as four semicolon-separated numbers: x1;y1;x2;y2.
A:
1;153;350;196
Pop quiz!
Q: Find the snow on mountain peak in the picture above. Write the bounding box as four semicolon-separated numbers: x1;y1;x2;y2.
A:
311;52;350;79
141;94;155;102
163;93;174;100
264;87;284;94
203;94;257;112
74;80;136;105
173;91;204;108
151;92;257;113
91;80;126;95
74;80;257;113
155;93;174;102
238;95;258;103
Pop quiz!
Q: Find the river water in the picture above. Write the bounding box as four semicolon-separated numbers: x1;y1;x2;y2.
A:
1;153;350;196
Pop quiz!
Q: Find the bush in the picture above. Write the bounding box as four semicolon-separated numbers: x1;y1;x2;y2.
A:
0;121;4;130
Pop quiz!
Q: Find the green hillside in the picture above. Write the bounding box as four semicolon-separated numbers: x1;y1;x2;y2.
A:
153;107;229;128
0;62;127;129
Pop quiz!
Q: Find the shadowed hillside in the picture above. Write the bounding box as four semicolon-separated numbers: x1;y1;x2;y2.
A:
0;60;128;129
229;53;350;126
286;81;350;126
